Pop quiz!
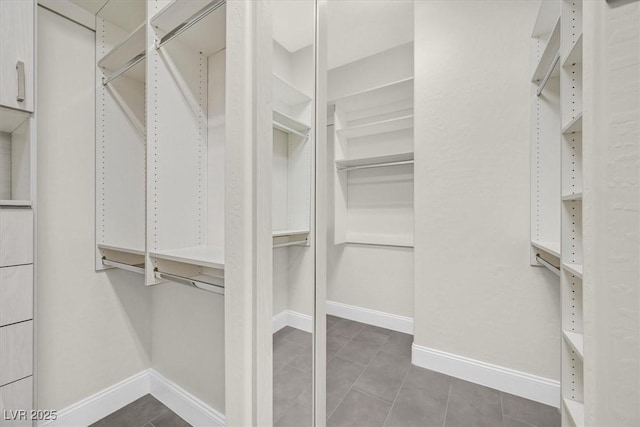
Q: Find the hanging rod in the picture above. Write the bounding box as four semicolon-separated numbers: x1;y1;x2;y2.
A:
155;270;224;295
155;0;226;50
102;53;145;85
337;160;414;172
535;255;560;277
102;258;145;275
536;52;560;97
273;121;310;139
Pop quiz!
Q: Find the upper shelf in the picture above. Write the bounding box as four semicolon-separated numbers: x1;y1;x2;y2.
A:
563;33;583;67
98;23;146;85
150;245;224;270
531;240;561;258
563;262;583;279
273;75;312;107
531;17;561;84
98;243;145;256
532;1;561;38
331;78;413;114
151;0;226;56
273;110;310;138
337;115;413;140
336;152;414;171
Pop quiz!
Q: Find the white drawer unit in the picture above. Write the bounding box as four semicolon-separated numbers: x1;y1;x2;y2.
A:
0;265;33;327
0;209;33;268
0;321;33;387
0;376;33;427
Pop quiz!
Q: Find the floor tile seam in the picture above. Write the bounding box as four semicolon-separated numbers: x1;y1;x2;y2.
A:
284;361;314;377
146;406;172;427
273;397;299;426
280;337;309;349
503;415;538;427
349;385;397;407
500;391;506;427
441;380;453;427
381;361;413;427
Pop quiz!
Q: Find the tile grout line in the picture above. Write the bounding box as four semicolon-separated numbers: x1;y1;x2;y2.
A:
500;392;506;427
441;381;453;427
381;361;413;427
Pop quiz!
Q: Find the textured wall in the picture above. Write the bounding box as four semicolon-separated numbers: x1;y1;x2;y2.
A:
413;0;561;380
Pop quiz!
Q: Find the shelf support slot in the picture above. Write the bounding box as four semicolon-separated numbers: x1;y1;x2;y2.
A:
337;160;414;172
155;0;226;50
155;270;224;295
535;255;560;276
102;53;145;85
536;52;560;97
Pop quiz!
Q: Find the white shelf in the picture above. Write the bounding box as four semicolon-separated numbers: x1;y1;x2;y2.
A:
273;74;311;107
98;243;145;256
563;33;583;67
273;110;310;133
331;78;413;113
563;330;584;359
532;17;561;83
563;262;583;279
337;115;413;140
273;229;309;238
562;112;583;134
563;398;585;427
532;1;561;38
336;152;414;171
562;192;583;201
0;107;30;133
151;0;226;56
98;23;146;83
150;245;224;269
346;233;414;248
531;240;561;258
0;200;31;207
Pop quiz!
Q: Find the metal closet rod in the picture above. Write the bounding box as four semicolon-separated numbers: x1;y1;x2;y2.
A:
102;257;145;275
155;0;226;50
536;255;560;276
338;159;414;172
155;270;224;295
102;53;145;85
536;52;560;97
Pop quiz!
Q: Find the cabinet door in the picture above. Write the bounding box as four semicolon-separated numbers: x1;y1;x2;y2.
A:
0;376;32;427
0;209;33;267
0;321;33;386
0;0;35;112
0;265;33;327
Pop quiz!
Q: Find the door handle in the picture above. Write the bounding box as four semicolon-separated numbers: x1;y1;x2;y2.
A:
16;61;25;103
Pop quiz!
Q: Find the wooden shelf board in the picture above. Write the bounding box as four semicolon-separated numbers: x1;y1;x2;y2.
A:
273;110;310;133
98;243;145;256
150;245;224;270
0;200;32;207
563;330;584;359
562;192;583;201
151;0;226;56
330;77;413;113
563;398;585;427
563;33;583;67
563;262;583;279
346;233;414;248
273;74;311;107
531;240;561;258
562;113;583;134
337;115;413;140
98;23;146;82
336;152;414;169
531;17;561;83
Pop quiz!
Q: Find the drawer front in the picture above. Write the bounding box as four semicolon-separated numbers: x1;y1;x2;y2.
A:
0;265;33;327
0;209;33;267
0;321;32;386
0;376;33;427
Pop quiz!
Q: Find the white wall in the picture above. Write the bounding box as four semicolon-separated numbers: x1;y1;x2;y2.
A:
413;0;561;381
36;7;151;410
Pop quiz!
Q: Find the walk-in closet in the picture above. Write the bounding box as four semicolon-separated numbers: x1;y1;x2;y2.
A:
0;0;637;426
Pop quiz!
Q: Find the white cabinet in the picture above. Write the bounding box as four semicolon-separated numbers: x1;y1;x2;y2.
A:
0;209;33;267
0;376;32;427
0;0;35;112
0;265;33;327
0;321;33;386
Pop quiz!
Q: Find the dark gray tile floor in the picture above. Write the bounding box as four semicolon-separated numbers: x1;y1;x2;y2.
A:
90;394;191;427
274;315;561;427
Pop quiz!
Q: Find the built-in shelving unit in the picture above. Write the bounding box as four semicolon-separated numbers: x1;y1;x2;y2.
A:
332;77;414;247
98;23;146;84
531;1;585;425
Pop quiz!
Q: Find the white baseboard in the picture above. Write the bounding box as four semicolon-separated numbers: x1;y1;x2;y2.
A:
272;310;313;333
326;300;414;334
39;370;224;427
411;343;560;408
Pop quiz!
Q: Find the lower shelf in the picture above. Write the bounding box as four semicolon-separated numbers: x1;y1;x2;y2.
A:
98;243;145;256
345;233;413;248
562;262;583;279
149;245;224;270
531;240;561;258
563;398;584;427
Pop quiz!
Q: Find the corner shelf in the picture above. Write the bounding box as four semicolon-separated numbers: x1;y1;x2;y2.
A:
149;245;224;270
563;398;585;427
563;330;584;359
531;17;561;84
337;115;413;140
563;33;583;67
562;112;582;134
531;240;561;258
151;0;226;56
98;23;146;84
336;152;414;171
563;262;583;279
562;192;583;201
